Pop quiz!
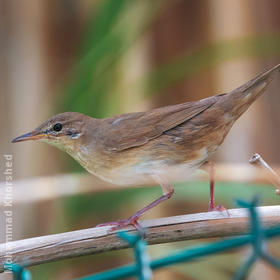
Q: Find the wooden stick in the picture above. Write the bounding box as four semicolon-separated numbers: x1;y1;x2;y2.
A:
249;153;280;195
0;205;280;271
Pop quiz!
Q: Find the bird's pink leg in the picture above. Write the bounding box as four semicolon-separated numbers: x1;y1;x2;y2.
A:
96;179;174;233
208;162;228;213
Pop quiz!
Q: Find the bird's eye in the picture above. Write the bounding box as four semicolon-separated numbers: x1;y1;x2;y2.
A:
53;123;62;132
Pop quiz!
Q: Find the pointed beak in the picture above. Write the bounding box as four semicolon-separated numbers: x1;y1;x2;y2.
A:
11;131;47;143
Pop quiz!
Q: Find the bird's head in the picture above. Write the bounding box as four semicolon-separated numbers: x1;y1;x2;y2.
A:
12;112;89;152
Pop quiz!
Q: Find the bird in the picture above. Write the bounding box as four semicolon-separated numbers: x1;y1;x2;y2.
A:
12;64;280;232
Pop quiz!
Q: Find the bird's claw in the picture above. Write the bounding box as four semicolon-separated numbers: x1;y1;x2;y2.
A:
208;205;230;216
96;215;146;236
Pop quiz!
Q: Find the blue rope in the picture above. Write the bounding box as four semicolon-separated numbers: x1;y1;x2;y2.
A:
78;226;280;280
118;232;151;280
4;263;31;280
234;197;280;279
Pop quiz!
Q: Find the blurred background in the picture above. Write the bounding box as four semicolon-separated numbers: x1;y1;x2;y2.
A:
0;0;280;279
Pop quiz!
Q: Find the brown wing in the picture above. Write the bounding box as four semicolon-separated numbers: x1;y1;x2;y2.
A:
100;96;218;151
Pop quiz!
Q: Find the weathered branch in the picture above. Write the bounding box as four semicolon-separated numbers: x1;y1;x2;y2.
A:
0;205;280;271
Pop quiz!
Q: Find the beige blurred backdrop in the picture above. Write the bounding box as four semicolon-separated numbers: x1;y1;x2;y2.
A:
1;0;279;181
0;0;280;279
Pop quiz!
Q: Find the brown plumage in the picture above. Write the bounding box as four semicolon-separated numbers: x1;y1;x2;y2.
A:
12;64;280;231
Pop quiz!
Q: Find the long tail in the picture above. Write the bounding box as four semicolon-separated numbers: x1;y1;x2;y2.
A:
217;64;280;119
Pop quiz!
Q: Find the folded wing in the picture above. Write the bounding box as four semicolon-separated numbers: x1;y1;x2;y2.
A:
101;97;218;151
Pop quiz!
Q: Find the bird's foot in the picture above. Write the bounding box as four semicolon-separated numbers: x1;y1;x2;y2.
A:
96;214;146;235
96;189;174;236
208;204;230;216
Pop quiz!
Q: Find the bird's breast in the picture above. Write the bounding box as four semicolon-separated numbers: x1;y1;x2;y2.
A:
72;141;212;186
